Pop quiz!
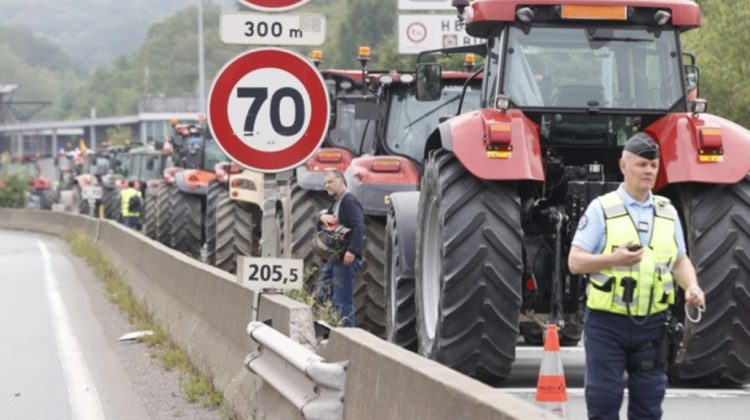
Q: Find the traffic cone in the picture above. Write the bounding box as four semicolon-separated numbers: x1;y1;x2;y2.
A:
535;324;569;418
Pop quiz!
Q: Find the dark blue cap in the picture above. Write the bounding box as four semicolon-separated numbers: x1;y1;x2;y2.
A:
624;132;659;160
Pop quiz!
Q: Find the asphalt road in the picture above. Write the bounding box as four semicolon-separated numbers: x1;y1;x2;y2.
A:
0;230;221;420
504;343;750;419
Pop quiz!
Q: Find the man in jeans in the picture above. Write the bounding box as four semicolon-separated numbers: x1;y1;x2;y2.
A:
316;170;365;327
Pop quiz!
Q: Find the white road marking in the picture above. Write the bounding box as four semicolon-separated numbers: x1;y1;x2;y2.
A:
39;241;105;420
502;388;750;398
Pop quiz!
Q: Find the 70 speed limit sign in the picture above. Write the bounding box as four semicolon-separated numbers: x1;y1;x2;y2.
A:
208;48;330;173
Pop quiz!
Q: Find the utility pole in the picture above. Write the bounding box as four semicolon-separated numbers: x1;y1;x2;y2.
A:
198;0;206;115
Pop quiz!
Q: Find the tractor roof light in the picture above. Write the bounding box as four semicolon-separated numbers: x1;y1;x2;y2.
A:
358;46;371;66
452;0;470;21
311;50;323;67
379;75;394;85
691;98;708;116
516;7;535;23
654;10;672;26
464;53;476;72
495;94;511;112
400;74;415;84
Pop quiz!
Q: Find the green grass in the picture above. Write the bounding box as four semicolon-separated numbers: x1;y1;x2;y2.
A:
62;231;238;418
286;286;345;328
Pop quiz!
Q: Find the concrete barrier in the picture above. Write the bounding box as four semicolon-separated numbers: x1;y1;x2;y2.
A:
0;209;557;420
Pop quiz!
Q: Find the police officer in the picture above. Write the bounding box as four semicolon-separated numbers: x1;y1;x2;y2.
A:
568;132;706;419
120;180;142;230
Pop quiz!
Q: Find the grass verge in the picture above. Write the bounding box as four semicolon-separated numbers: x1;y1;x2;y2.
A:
62;231;236;417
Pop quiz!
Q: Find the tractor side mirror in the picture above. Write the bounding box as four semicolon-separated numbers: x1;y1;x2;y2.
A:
684;64;700;101
416;63;443;102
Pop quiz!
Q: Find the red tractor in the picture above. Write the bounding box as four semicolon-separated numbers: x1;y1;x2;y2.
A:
0;156;57;209
343;64;483;338
386;0;750;386
278;66;376;284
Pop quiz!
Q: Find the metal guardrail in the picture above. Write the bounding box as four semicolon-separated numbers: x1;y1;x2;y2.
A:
244;321;347;420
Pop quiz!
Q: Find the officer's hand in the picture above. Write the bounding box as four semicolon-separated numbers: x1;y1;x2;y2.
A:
614;242;643;266
685;285;705;308
343;251;355;266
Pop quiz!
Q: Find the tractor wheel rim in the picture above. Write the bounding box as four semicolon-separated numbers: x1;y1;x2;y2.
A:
422;195;441;341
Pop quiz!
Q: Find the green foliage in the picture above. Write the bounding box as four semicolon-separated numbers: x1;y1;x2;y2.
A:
0;173;31;208
681;0;750;127
106;126;136;146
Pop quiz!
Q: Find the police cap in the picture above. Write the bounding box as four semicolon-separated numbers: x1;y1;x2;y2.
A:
624;132;660;160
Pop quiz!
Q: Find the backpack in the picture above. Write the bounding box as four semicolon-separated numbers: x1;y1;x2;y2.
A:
312;225;351;261
128;193;142;213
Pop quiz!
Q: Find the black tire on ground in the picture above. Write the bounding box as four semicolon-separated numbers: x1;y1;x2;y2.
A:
205;181;227;265
102;186;120;220
156;183;172;246
142;186;159;239
36;189;56;210
288;181;331;287
355;216;386;338
385;206;417;351
170;189;202;258
415;150;523;384
76;187;90;215
216;198;258;273
668;176;750;387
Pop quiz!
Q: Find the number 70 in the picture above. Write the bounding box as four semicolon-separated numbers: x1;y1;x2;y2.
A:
237;87;304;136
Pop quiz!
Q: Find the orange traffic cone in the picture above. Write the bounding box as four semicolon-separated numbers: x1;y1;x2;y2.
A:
535;324;569;418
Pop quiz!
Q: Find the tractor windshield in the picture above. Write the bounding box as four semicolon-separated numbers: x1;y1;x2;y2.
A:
0;162;38;177
327;99;376;155
386;83;482;162
129;154;162;182
203;136;227;170
502;26;683;110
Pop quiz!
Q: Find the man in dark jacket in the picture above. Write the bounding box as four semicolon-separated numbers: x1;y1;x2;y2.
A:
316;169;365;327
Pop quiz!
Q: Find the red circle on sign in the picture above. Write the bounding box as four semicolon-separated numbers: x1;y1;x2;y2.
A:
407;22;428;43
208;48;329;173
237;0;311;12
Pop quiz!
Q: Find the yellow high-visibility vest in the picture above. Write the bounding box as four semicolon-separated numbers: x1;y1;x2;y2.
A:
120;187;142;217
587;191;678;316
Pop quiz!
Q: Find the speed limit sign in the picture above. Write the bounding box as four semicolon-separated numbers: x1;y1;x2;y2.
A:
208;48;329;172
236;0;311;12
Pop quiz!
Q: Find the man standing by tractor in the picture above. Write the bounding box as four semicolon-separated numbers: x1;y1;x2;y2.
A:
568;132;706;419
315;170;365;327
120;180;142;230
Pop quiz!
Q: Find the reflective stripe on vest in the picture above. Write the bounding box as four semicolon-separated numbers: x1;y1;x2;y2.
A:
120;188;141;217
587;191;678;316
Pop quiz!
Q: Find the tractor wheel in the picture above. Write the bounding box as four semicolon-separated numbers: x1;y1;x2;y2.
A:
102;186;120;220
289;181;331;286
39;189;57;210
205;182;227;265
156;183;172;246
76;187;90;215
216;199;258;273
385;206;417;351
142;186;159;239
355;216;386;337
415;150;522;383
669;175;750;387
170;189;202;258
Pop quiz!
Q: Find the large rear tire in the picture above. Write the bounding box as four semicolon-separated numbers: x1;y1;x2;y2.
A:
216;198;258;273
385;206;417;350
156;183;172;246
170;189;202;258
669;176;750;386
289;181;331;286
142;186;159;239
355;216;386;337
102;186;120;220
205;181;227;265
415;150;522;383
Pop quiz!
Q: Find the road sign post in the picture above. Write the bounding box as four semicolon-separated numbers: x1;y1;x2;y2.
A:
236;0;311;12
207;47;330;173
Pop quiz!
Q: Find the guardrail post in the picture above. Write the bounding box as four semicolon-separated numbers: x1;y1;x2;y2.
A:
245;321;347;420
